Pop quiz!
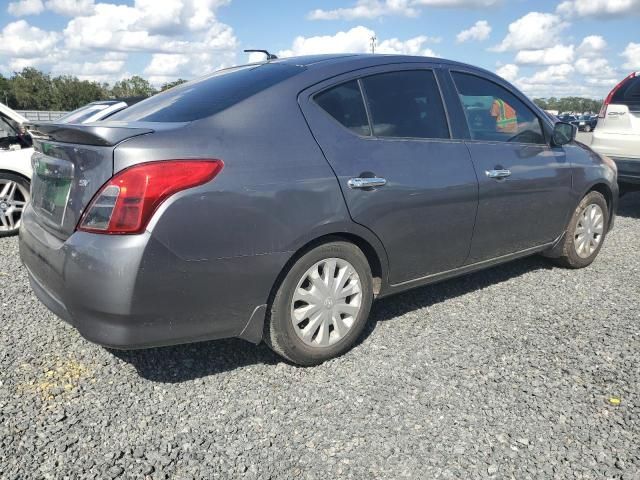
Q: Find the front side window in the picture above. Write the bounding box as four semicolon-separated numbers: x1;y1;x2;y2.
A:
361;70;449;139
452;72;545;144
314;80;371;136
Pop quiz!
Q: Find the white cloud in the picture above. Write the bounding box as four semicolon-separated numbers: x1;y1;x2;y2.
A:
527;64;575;84
456;20;491;43
495;63;518;82
622;42;640;70
2;0;237;86
492;12;568;52
277;26;439;58
0;20;59;58
309;0;500;20
51;52;127;83
62;1;236;55
7;0;44;16
309;0;418;20
44;0;94;16
515;44;575;65
557;0;640;17
577;35;607;58
144;53;189;76
575;57;616;77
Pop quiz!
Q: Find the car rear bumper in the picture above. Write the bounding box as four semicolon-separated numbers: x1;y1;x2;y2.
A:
611;157;640;185
19;205;285;349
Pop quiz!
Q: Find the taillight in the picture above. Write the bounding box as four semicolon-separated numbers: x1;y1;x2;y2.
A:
599;71;636;118
78;160;223;234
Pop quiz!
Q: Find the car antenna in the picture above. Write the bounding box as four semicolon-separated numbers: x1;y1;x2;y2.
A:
244;49;278;61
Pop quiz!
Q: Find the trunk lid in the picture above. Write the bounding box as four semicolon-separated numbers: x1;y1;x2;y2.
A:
27;123;154;239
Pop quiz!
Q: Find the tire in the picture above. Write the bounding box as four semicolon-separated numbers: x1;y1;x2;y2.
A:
264;241;374;366
553;191;609;269
0;172;30;238
584;125;592;133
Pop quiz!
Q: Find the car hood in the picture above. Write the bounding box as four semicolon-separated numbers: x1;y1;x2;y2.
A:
0;103;28;125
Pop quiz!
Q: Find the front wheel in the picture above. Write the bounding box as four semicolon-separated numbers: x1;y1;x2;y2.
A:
264;241;374;366
552;191;609;269
0;173;30;237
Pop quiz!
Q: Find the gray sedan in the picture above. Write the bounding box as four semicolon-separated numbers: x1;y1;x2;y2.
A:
19;54;618;365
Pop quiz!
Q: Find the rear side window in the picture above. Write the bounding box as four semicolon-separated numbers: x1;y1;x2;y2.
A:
110;64;303;122
314;81;371;136
362;70;449;139
452;71;545;144
611;76;640;109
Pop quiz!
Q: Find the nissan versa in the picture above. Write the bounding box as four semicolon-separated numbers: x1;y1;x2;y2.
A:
19;55;618;366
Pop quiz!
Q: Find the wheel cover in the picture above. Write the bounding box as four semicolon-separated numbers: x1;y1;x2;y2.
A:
574;203;604;259
290;257;363;348
0;179;29;233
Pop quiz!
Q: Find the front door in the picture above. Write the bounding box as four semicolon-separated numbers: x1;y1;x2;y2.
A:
301;66;479;285
447;70;574;263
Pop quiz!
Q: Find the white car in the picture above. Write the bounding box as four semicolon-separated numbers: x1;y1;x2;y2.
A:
591;72;640;192
0;103;32;237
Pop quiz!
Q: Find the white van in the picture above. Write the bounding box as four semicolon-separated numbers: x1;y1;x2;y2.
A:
591;72;640;192
0;103;33;236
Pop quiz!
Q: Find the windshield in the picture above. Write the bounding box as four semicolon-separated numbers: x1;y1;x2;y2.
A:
57;103;114;124
109;63;304;123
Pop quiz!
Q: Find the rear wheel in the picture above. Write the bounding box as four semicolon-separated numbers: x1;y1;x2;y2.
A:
0;173;30;237
265;241;374;366
553;191;609;269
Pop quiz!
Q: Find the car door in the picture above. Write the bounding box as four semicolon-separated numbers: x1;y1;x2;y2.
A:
444;69;574;263
300;65;478;285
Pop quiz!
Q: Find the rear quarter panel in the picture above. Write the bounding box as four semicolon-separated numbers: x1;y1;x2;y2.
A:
112;80;382;336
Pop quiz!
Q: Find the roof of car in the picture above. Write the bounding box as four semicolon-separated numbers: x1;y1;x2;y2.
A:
269;53;453;68
251;54;500;83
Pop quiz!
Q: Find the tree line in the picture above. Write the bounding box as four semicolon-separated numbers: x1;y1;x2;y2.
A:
1;67;604;114
533;97;603;114
0;67;187;111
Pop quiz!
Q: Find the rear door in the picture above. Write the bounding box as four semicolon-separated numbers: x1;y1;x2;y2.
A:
300;64;478;285
444;69;573;263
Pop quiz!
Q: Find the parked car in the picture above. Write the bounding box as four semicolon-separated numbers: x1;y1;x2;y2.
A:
55;97;145;124
20;54;618;365
577;114;598;132
558;114;580;127
591;71;640;192
0;103;32;237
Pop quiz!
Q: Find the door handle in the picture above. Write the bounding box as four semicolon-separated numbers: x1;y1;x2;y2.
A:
347;177;387;189
485;169;511;179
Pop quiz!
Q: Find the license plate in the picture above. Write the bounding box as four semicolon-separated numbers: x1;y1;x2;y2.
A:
31;152;74;225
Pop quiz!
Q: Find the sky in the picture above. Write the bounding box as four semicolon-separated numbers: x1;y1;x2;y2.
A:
0;0;639;98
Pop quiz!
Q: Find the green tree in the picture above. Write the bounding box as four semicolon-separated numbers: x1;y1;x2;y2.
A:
51;76;107;110
0;74;16;107
10;68;54;110
110;75;156;98
160;79;188;91
534;96;603;114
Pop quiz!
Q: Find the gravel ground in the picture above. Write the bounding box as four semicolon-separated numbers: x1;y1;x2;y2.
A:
1;193;639;479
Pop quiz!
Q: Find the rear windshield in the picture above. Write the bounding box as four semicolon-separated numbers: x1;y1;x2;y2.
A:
611;75;640;108
109;63;304;122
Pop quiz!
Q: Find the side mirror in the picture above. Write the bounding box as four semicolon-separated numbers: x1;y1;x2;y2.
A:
552;122;576;147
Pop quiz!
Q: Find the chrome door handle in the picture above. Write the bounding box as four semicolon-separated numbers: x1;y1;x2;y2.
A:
347;177;387;189
485;169;511;179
